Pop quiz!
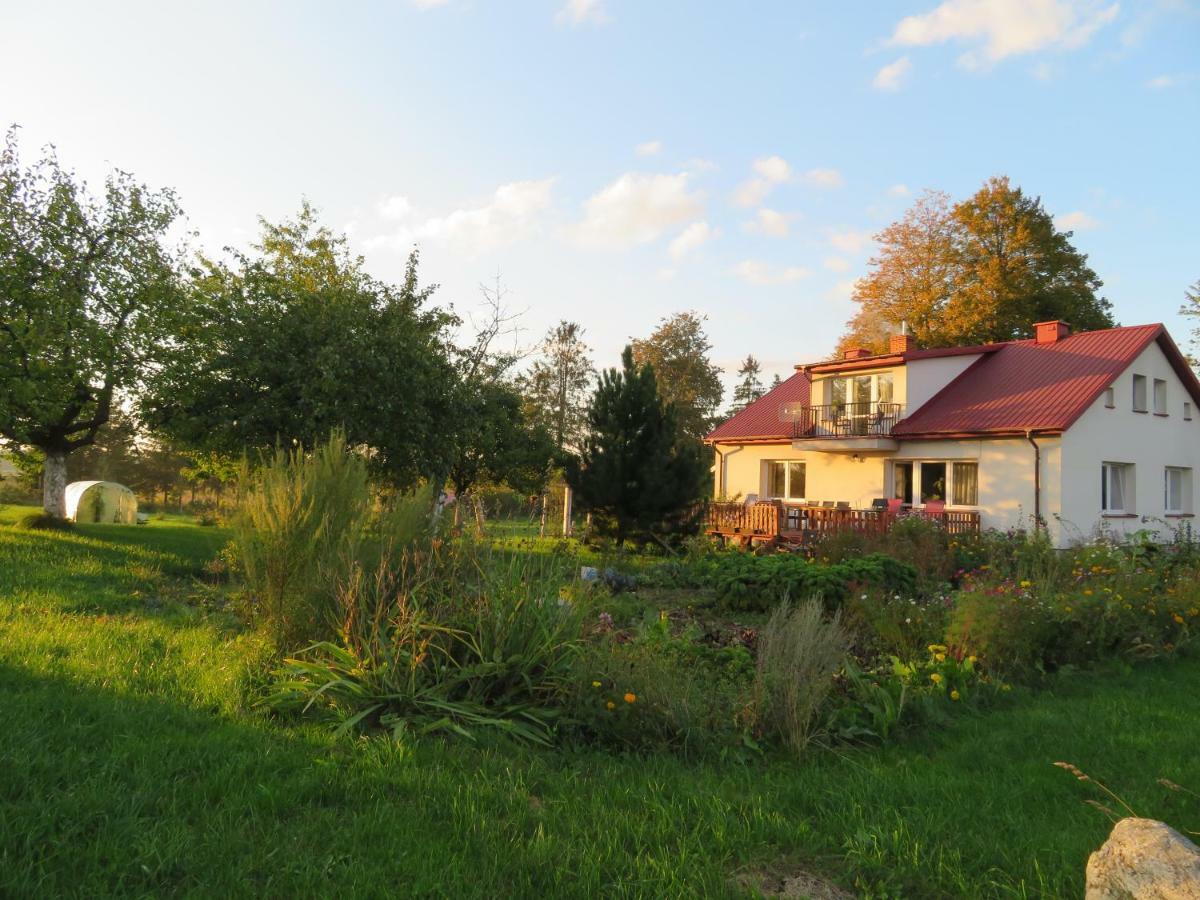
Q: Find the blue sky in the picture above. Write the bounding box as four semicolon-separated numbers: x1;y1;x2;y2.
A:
3;0;1198;389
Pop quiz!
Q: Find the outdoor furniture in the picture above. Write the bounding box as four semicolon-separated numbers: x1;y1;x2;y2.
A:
886;498;904;515
923;499;946;516
870;498;888;510
821;500;835;508
835;500;851;509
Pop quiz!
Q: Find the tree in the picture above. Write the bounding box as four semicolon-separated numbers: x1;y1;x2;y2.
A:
568;347;706;545
142;204;459;488
769;373;783;391
520;320;595;453
726;354;765;417
1179;279;1200;366
0;129;185;516
630;311;723;440
839;178;1113;354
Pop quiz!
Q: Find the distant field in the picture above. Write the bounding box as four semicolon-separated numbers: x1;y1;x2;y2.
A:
1;507;1198;897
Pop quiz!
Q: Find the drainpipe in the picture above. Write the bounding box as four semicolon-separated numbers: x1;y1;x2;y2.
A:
1026;430;1043;530
712;444;743;498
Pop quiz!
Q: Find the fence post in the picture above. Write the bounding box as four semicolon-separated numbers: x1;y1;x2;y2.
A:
562;485;573;537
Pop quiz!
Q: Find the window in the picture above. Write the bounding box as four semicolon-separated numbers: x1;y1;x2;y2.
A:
1165;467;1191;515
829;372;895;410
893;460;979;507
952;462;979;506
1132;374;1147;412
1104;387;1115;408
1153;379;1167;415
1186;402;1193;421
1102;462;1134;514
766;461;806;500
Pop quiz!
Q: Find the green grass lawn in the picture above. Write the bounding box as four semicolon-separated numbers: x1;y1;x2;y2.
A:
1;504;1198;898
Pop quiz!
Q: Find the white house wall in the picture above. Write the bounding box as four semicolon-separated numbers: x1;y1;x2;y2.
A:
1061;340;1200;543
903;355;984;412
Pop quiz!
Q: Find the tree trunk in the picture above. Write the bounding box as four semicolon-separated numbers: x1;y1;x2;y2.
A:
43;450;69;518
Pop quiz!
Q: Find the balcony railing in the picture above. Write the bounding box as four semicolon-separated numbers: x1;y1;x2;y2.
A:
783;401;904;439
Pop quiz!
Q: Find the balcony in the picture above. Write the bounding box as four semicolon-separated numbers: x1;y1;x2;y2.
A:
782;401;904;452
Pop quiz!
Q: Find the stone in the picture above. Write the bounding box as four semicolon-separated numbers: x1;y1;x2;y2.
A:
1086;817;1200;899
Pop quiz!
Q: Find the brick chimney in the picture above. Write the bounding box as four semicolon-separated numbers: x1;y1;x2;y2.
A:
1034;320;1071;344
842;347;872;360
889;333;915;354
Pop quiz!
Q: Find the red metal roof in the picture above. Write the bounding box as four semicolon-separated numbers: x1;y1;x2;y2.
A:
894;324;1200;437
800;342;1002;374
706;324;1200;444
705;372;810;443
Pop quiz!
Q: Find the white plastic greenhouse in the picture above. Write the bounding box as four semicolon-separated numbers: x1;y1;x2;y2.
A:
64;481;139;524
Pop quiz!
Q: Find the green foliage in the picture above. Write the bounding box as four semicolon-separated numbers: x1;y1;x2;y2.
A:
143;203;458;489
231;433;373;649
725;353;765;418
264;542;582;745
755;600;850;754
446;379;555;500
629;311;723;440
569;346;706;546
0;127;186;513
13;511;73;531
519;320;596;453
568;611;755;756
698;551;918;612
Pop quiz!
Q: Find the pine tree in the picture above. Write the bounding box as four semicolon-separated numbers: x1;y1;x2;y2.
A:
769;373;783;390
726;354;765;417
568;347;706;545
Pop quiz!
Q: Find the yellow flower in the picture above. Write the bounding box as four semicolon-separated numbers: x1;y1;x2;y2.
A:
605;701;616;710
592;681;602;688
1019;580;1032;588
624;692;637;704
1173;614;1185;625
935;652;946;662
968;655;977;664
1083;590;1093;596
1064;606;1072;613
930;673;943;684
927;644;946;653
950;690;961;701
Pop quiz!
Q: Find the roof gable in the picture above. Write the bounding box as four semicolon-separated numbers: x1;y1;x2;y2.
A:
705;371;810;443
894;324;1200;437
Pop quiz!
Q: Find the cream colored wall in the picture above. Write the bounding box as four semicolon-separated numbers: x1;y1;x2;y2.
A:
716;434;1066;543
716;443;888;508
1061;340;1200;543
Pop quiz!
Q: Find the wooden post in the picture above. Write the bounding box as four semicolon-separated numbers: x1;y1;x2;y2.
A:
562;485;573;537
538;492;549;537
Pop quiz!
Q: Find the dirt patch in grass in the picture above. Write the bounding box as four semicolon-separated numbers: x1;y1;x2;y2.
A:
730;862;854;899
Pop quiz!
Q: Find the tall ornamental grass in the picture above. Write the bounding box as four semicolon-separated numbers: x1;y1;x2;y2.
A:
755;599;850;755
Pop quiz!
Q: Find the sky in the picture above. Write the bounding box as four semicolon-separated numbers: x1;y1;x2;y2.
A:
3;0;1198;391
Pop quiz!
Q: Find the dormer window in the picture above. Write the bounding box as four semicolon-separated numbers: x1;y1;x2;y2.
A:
829;372;894;409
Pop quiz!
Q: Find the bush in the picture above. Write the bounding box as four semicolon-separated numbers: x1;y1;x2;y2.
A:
844;584;954;662
13;512;74;531
264;542;582;745
705;551;918;613
755;600;849;754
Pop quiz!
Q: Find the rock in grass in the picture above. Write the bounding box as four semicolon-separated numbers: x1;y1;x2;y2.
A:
1086;818;1200;899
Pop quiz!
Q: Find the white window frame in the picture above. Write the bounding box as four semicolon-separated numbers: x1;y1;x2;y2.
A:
765;460;806;501
1153;378;1168;415
1132;374;1148;412
828;371;895;408
1102;462;1134;515
892;460;979;508
1165;467;1191;515
1185;401;1193;421
1104;387;1115;408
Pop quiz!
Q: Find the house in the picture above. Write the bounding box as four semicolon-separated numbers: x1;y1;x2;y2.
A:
705;321;1200;548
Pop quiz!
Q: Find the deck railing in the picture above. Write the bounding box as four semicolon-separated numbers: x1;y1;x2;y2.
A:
782;401;904;439
705;500;980;546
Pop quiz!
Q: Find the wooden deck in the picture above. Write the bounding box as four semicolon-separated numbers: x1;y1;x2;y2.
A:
705;500;980;549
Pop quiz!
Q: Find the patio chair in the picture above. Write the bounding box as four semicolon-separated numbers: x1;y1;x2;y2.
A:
835;500;851;509
870;498;888;510
886;498;904;515
820;500;835;508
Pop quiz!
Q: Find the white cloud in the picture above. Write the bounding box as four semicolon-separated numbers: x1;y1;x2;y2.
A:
556;0;609;26
1055;210;1099;230
1146;74;1176;89
828;227;875;254
366;178;555;254
888;183;911;197
733;260;811;286
743;208;791;237
668;221;715;261
824;256;851;272
733;155;792;207
873;56;912;90
572;172;705;247
801;168;845;188
377;195;413;220
888;0;1120;69
636;140;663;157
